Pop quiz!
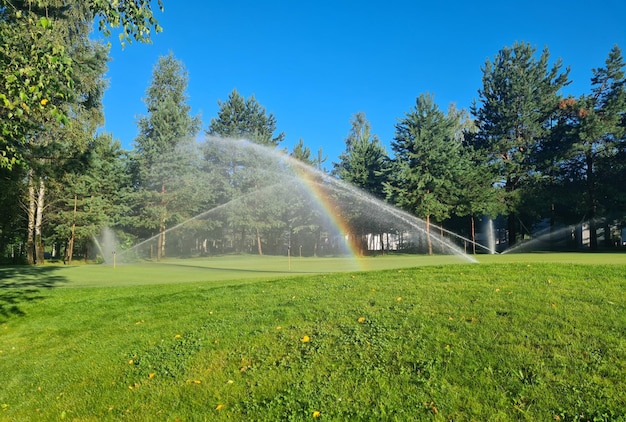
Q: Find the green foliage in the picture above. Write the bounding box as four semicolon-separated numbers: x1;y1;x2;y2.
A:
0;259;624;420
388;93;464;223
334;112;390;200
129;52;203;258
90;0;163;46
470;42;571;243
0;7;73;169
207;89;285;147
0;0;162;170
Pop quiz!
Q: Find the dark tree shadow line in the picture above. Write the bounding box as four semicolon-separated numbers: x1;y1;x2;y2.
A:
0;266;68;322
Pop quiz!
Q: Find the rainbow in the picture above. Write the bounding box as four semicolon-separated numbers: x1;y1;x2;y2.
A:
295;169;364;268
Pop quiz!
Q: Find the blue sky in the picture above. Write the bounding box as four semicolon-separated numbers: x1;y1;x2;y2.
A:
100;0;626;166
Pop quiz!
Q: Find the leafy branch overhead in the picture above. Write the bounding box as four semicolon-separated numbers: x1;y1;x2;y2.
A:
0;0;163;169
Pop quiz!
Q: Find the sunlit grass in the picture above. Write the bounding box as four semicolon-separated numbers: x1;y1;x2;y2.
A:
1;254;625;420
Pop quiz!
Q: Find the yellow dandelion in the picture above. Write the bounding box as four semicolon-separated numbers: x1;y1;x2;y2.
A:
40;98;48;106
276;326;282;330
357;317;366;323
128;359;134;365
396;296;402;302
215;404;225;411
313;410;321;418
301;335;310;343
148;373;155;379
174;334;182;339
495;288;501;292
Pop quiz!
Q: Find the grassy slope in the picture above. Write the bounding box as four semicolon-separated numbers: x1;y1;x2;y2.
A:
1;255;625;420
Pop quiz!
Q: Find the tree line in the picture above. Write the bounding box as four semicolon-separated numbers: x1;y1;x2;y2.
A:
1;1;624;264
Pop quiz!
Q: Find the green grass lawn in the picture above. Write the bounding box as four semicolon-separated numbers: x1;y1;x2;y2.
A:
1;253;625;420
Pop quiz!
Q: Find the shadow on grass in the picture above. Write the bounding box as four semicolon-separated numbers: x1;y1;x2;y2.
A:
160;262;322;274
0;266;67;322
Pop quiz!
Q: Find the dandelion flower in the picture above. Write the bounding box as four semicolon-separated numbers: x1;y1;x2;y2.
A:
276;326;282;330
40;98;49;106
357;317;365;323
149;373;155;379
215;404;225;411
313;410;321;418
174;334;182;339
301;335;310;343
396;296;402;302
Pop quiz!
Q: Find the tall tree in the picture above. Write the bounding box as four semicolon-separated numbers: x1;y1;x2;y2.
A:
470;42;569;246
132;52;201;260
386;94;463;254
20;3;110;264
204;89;285;255
557;46;626;249
0;0;163;170
333;112;389;199
291;138;313;165
450;108;503;253
207;89;285;147
46;134;129;263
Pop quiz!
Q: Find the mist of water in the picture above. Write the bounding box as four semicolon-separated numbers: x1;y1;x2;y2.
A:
121;137;481;263
93;227;121;265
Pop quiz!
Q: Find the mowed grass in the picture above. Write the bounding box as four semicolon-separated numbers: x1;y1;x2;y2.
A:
1;254;625;421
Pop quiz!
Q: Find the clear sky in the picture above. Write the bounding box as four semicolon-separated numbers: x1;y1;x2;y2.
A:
100;0;626;167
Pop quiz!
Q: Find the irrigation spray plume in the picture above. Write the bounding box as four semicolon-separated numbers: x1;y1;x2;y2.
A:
120;137;484;263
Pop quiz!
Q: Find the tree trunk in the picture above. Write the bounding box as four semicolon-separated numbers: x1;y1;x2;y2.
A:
34;178;45;264
66;194;77;264
426;214;433;255
256;227;263;255
506;175;517;247
158;182;166;261
604;220;614;248
26;170;36;265
157;224;165;262
471;215;476;255
507;212;516;248
586;152;598;250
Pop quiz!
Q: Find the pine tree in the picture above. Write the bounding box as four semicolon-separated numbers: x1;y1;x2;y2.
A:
556;46;626;249
203;89;285;255
207;89;285;147
471;42;569;246
133;52;201;260
333;112;389;200
387;94;464;254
